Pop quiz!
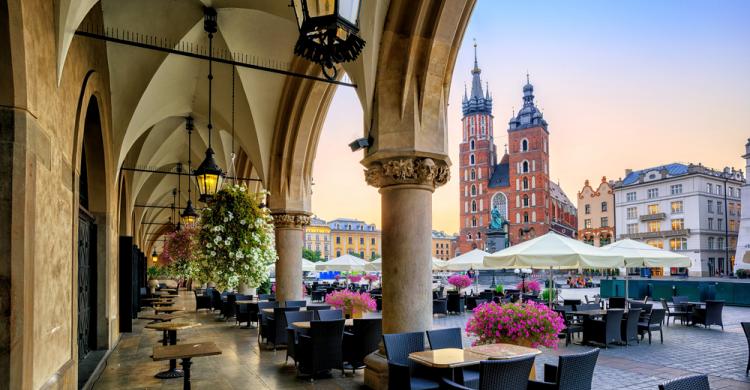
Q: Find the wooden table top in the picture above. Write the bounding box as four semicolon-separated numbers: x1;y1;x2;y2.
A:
145;321;201;331
262;307;308;314
409;348;486;368
142;297;171;301
138;313;184;321
154;307;185;313
153;341;221;361
291;319;353;329
235;300;259;305
467;343;541;360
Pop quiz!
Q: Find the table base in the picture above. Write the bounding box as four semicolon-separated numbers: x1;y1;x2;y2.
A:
155;368;184;379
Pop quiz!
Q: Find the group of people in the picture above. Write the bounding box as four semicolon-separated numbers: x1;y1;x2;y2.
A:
566;275;594;288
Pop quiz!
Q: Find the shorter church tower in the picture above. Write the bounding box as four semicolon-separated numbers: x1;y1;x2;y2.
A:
734;139;750;271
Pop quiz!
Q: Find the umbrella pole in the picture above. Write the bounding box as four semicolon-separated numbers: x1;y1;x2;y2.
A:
625;275;629;299
549;267;553;308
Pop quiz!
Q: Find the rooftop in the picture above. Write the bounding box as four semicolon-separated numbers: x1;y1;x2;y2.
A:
618;163;745;187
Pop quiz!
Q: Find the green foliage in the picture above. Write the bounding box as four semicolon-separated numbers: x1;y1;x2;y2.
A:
258;278;272;294
494;284;504;294
302;248;323;262
195;186;277;290
541;287;557;301
737;269;748;279
349;251;364;259
147;265;168;279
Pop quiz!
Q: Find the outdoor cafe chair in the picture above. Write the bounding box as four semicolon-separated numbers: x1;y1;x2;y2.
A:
620;308;641;346
692;300;725;330
608;297;626;309
583;309;624;348
528;348;599;390
427;327;479;388
297;319;346;380
285;300;307;308
658;374;710;390
342;318;382;374
266;307;300;350
638;308;666;344
383;332;440;390
442;356;535;390
660;299;688;326
741;322;750;376
316;309;343;321
432;299;448;316
194;289;212;312
285;310;315;365
447;293;465;314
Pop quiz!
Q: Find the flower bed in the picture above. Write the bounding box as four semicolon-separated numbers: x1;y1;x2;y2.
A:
465;301;565;349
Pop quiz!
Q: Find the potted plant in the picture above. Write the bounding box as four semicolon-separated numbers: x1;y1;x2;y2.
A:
325;290;376;318
494;284;505;296
348;274;363;284
363;273;379;288
516;279;541;295
195;185;277;291
448;274;472;293
465;301;566;349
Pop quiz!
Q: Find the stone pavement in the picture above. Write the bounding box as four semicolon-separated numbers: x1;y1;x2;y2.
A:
93;291;750;389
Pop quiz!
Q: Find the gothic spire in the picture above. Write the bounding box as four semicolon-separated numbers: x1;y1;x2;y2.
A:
462;39;492;116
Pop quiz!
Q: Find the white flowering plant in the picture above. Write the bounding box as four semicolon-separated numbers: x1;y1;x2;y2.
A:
195;185;277;290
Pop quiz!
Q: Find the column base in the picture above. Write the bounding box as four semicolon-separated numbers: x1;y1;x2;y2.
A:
364;351;388;390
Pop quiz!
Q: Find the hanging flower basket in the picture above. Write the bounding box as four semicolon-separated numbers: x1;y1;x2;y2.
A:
160;226;199;280
466;301;565;349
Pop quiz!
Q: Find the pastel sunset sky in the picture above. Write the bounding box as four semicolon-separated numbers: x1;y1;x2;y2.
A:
311;0;750;234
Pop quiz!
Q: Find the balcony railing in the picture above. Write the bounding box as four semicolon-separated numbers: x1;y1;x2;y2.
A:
620;229;691;240
639;213;666;222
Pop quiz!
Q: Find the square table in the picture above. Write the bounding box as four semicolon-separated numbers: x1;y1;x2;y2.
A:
291;319;354;329
153;342;221;390
145;321;201;379
409;348;486;368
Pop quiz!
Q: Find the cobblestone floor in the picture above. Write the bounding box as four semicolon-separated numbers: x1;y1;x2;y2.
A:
94;290;750;389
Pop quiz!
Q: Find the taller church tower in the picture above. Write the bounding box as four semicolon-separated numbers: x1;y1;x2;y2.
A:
458;42;495;254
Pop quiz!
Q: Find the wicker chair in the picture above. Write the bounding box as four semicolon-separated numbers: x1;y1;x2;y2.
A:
210;289;223;311
426;328;479;388
296;319;346;379
442;357;535;390
285;311;315;365
343;318;382;373
608;297;626;309
637;308;666;344
306;304;331;317
576;303;600;311
447;293;465;314
258;293;271;301
383;332;440;390
658;374;710;390
741;322;750;376
194;289;212;312
527;348;600;390
266;307;300;350
432;299;448;316
285;300;307;308
233;294;251;325
556;309;582;347
619;308;641;346
583;310;624;348
692;300;724;330
316;309;343;320
661;299;688;326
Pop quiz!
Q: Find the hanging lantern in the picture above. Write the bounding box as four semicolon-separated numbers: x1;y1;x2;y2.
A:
194;147;223;202
181;199;199;225
151;249;158;263
291;0;365;80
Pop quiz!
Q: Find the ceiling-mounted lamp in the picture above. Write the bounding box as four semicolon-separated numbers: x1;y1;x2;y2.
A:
194;7;225;203
290;0;365;80
181;116;199;225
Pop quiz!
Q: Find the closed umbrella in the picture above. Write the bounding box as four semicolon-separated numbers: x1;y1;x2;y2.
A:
315;254;368;272
444;249;492;271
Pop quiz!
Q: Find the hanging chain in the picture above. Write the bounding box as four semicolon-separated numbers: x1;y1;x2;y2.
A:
207;32;213;149
231;65;237;184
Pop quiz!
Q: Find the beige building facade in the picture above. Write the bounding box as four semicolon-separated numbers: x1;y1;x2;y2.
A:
432;231;457;260
577;177;616;246
304;217;332;259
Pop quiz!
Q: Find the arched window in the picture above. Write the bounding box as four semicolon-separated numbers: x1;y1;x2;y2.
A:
471;200;477;212
521;138;529;152
472;217;477;227
471;185;477;196
470;139;475;150
470;154;475;165
522;177;529;190
523;212;529;223
522;195;529;207
477;232;482;239
522;160;529;173
470;169;476;180
491;193;508;221
468;233;472;240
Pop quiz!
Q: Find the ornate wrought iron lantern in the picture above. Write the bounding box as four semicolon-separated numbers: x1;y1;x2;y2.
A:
291;0;365;79
151;248;158;263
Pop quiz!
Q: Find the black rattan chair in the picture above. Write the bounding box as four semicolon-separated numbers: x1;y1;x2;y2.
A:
661;299;688;326
210;288;222;311
608;297;626;309
742;322;750;376
433;299;448;316
383;332;440;390
316;309;343;320
426;327;479;388
442;356;535;390
258;293;270;301
693;300;724;330
658;374;710;390
619;308;641;346
306;304;331;316
556;309;582;347
194;289;212;312
447;293;465;314
583;310;624;348
297;319;346;379
233;294;250;325
343;318;382;373
527;348;600;390
285;300;307;308
637;308;665;344
285;311;315;365
267;307;300;350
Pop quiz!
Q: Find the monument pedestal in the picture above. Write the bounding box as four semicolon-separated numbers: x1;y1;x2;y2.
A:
485;230;507;253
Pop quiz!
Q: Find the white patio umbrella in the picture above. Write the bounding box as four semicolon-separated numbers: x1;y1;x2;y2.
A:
432;257;449;270
314;254;368;272
483;231;625;306
365;257;447;272
602;239;691;298
444;249;492;271
301;258;317;272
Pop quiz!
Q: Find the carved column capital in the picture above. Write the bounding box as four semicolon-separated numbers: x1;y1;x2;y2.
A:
364;157;450;189
270;211;312;229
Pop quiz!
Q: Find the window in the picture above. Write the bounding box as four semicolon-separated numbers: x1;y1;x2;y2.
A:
646;239;664;249
522;160;529;173
360;251;365;258
627;223;638;234
648;221;660;233
436;243;439;249
717;186;722;196
601;202;608;212
708;218;713;230
477;232;482;239
671;201;683;214
521;139;529;151
627;207;637;220
470;154;475;165
336;251;341;257
626;192;636;202
730;187;735;197
471;200;477;212
584;219;592;229
739;189;742;197
584;204;591;214
671;219;684;230
471;185;477;196
467;233;472;240
601;217;609;227
348;237;353;244
371;251;376;259
729;203;735;216
706;183;712;193
730;220;737;231
708;237;715;249
669;238;687;251
472;217;477;227
470;139;475;150
670;184;683;195
371;238;375;245
336;237;341;244
522;177;529;190
717;201;723;214
718;237;725;250
718;218;723;230
523;212;529;223
523;195;529;207
648;204;659;215
707;200;714;213
360;237;364;244
647;188;659;199
470;169;476;180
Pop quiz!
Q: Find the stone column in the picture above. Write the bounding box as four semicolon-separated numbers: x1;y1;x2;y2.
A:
271;211;311;302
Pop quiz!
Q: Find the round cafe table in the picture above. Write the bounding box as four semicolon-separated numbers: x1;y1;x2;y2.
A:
154;306;185;315
145;321;201;379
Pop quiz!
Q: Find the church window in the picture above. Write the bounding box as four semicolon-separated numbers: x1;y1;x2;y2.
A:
521;139;529;152
522;160;529;173
470;169;476;180
467;233;472;240
522;177;529;190
470;154;475;165
491;193;508;220
522;195;529;207
472;217;477;227
471;185;477;196
470;139;475;150
471;200;477;212
523;212;529;223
